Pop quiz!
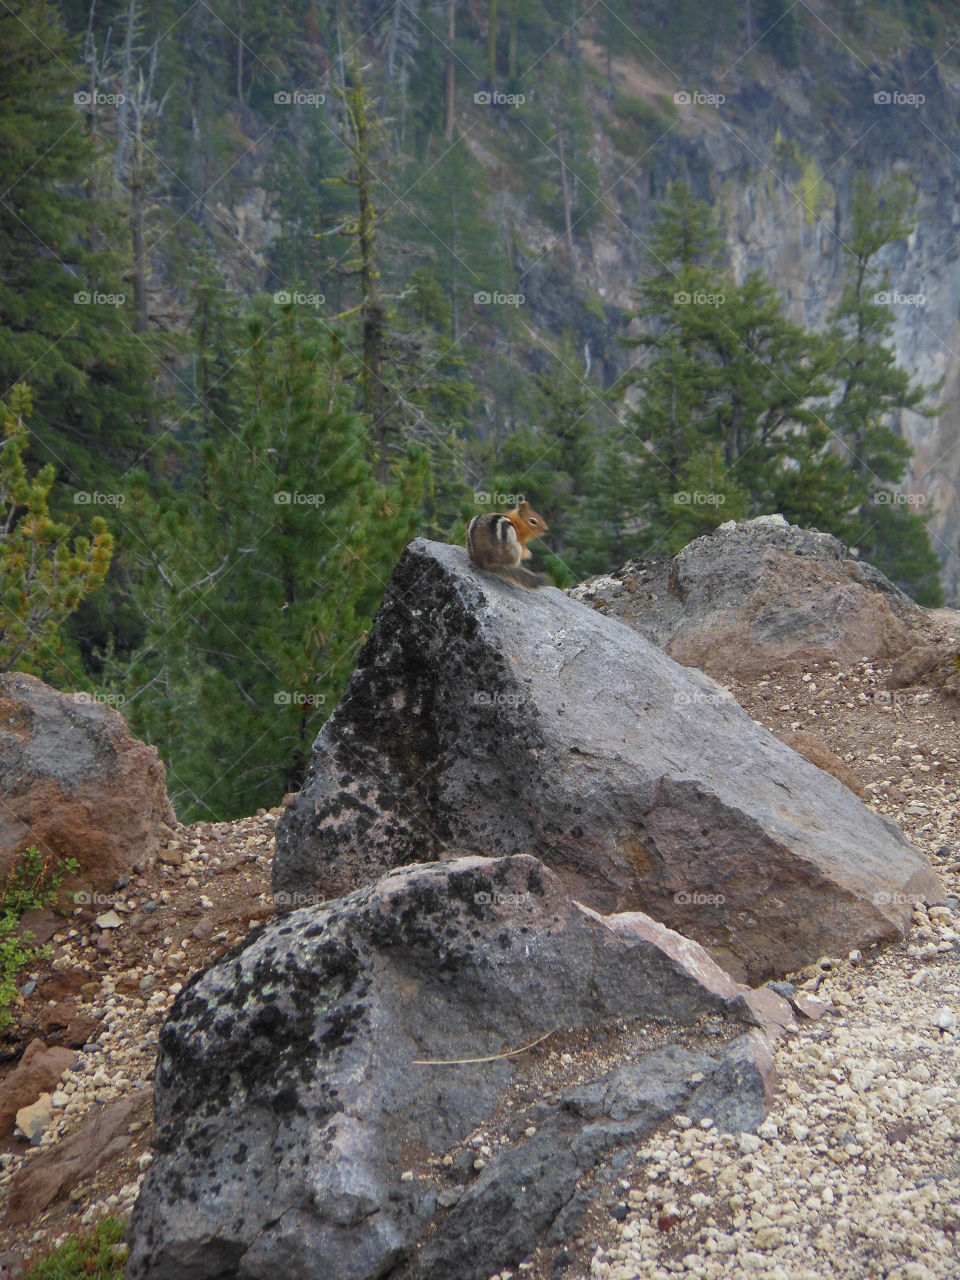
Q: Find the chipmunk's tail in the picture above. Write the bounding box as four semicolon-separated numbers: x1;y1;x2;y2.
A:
493;564;550;590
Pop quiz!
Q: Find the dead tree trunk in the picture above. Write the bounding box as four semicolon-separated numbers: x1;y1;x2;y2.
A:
556;121;574;255
444;0;455;140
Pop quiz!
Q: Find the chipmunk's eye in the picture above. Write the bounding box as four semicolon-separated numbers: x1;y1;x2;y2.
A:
530;517;539;525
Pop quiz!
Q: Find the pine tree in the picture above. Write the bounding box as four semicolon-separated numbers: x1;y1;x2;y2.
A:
114;308;425;820
755;0;801;67
567;425;644;577
477;333;599;570
406;142;504;342
320;72;485;531
768;417;857;541
619;183;728;542
185;241;242;444
859;501;943;607
0;385;113;681
824;171;943;603
0;0;155;491
267;87;354;298
622;183;847;554
827;173;929;485
662;445;750;551
522;61;603;250
530;335;599;543
320;62;397;480
393;268;475;537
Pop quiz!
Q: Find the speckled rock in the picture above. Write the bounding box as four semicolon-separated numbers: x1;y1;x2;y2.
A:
125;854;787;1280
275;538;941;983
411;1038;770;1280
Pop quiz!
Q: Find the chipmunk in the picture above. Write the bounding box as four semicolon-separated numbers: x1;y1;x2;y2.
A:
466;501;549;589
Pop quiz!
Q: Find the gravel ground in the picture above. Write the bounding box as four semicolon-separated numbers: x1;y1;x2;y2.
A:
0;653;957;1279
582;654;960;1280
587;912;960;1280
0;811;279;1269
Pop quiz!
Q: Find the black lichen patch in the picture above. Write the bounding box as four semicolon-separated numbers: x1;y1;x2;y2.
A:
318;1002;363;1050
275;542;553;901
271;1084;301;1115
250;1003;284;1036
155;928;366;1138
525;864;547;898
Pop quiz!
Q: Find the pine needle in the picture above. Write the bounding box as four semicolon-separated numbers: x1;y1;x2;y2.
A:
411;1029;556;1066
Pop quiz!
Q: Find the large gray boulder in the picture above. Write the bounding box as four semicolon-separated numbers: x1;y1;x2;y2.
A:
275;538;941;983
126;854;787;1280
569;514;930;676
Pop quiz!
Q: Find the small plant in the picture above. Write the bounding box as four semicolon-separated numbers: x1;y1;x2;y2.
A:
22;1216;127;1280
0;845;78;1030
608;90;676;155
0;383;114;679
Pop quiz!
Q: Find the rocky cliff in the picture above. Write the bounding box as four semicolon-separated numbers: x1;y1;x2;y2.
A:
211;28;960;599
582;35;960;598
104;7;960;601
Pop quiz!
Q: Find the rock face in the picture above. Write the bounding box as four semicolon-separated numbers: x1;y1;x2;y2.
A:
776;731;863;797
275;537;941;983
0;672;176;887
3;1097;134;1226
0;1039;76;1138
569;516;930;677
886;636;960;699
126;854;787;1280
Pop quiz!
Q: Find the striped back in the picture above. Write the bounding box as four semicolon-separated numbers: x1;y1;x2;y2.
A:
467;512;514;559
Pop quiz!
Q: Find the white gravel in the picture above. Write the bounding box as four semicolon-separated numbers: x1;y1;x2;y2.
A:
590;912;960;1279
587;648;960;1280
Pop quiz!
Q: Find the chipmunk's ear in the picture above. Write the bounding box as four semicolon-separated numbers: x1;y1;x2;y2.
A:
516;500;531;514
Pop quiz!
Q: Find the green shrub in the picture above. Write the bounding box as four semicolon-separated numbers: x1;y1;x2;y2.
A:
0;846;78;1029
22;1217;127;1280
0;384;114;680
608;91;677;156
